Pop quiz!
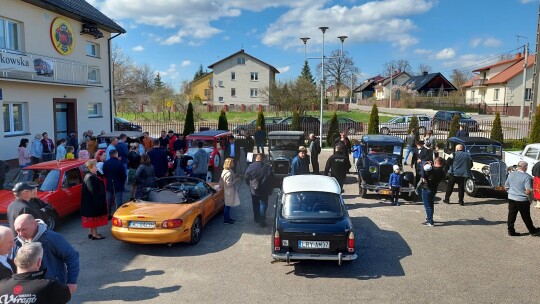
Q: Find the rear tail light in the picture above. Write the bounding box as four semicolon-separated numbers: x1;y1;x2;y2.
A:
112;217;122;227
347;232;355;253
274;231;281;251
162;219;183;229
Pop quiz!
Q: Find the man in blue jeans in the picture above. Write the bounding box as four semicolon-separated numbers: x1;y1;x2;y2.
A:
403;131;415;165
245;153;275;227
420;158;445;227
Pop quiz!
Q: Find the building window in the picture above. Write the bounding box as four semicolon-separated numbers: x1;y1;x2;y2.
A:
250;88;258;97
494;88;499;101
3;102;27;135
471;90;475;100
204;89;210;97
231;72;236;80
88;103;102;118
0;17;22;51
218;80;224;87
218;97;224;103
525;88;532;101
237;57;245;65
231;88;236;97
85;42;100;57
250;72;259;81
88;67;101;83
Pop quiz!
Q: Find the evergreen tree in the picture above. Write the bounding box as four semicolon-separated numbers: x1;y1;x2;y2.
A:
218;109;228;131
291;110;301;131
407;115;420;142
299;60;315;85
448;114;460;139
367;104;380;134
193;64;205;80
532;106;540;143
326;112;340;147
153;72;164;89
256;109;266;132
183;101;195;136
490;112;504;143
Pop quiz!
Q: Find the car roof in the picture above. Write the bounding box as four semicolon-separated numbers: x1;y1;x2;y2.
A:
448;137;501;145
98;131;143;138
25;159;87;170
188;130;232;137
361;135;404;144
268;131;305;136
282;175;341;194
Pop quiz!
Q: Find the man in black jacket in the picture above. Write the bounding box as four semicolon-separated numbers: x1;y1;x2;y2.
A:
0;242;71;304
324;145;351;191
147;139;169;178
245;154;275;227
308;133;321;174
0;160;10;190
103;149;127;216
0;226;16;280
7;182;50;232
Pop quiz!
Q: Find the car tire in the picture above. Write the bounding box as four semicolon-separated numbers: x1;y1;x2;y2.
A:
380;127;390;135
419;126;426;135
206;169;214;183
189;216;202;245
347;128;355;135
360;186;368;198
465;178;479;197
45;210;58;231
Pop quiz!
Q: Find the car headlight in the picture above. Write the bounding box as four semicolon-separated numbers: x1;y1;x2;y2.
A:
369;166;377;173
482;165;490;175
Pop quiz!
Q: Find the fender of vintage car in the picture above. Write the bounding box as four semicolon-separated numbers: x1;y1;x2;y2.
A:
470;170;490;186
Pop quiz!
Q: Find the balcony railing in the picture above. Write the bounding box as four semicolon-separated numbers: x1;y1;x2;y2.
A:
0;49;101;86
471;78;487;87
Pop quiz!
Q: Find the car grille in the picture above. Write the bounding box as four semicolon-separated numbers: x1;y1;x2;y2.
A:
379;164;393;183
273;160;290;175
489;161;507;188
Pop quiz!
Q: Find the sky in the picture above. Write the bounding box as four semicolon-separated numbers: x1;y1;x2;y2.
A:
87;0;540;89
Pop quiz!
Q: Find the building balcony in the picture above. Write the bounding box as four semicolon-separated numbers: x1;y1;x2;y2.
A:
471;78;487;88
0;49;101;87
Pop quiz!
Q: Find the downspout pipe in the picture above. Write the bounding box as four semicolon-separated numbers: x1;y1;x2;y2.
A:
108;33;122;131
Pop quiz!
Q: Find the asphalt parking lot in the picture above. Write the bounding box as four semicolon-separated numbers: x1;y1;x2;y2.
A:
54;149;540;303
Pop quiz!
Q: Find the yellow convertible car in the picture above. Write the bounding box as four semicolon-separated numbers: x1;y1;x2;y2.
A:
111;177;224;245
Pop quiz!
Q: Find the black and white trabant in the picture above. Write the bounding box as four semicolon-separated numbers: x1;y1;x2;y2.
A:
271;175;357;265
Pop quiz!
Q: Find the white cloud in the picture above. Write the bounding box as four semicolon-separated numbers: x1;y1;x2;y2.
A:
157;64;180;80
435;48;456;60
471;38;482;48
181;60;192;67
519;0;536;3
414;48;432;55
278;66;290;73
132;45;144;52
471;37;502;48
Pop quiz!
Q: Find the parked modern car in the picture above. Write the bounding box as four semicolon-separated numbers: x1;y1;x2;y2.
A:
0;159;87;230
111;176;224;245
185;130;232;182
379;115;431;135
271;175;357;265
233;117;282;135
440;137;507;197
323;117;364;135
504;143;540;175
97;131;144;149
358;135;415;199
267;131;306;179
267;116;320;136
114;117;142;132
431;111;479;132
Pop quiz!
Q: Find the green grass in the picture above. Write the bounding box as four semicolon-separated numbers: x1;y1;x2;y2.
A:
119;109;393;123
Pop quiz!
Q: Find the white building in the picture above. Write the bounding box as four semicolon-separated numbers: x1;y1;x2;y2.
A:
374;71;411;100
0;0;124;160
208;49;279;106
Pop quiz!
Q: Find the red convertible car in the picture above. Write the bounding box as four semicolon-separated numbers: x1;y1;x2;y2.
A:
0;159;87;229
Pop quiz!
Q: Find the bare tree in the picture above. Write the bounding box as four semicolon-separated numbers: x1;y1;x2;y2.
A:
450;69;474;97
317;50;359;101
260;77;317;115
382;59;413;76
417;64;432;75
112;45;134;115
132;63;154;95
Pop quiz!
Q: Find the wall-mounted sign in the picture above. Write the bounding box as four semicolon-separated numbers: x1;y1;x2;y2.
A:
50;17;75;55
0;52;54;77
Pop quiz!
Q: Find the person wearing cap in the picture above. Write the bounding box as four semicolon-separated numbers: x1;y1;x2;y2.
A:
324;145;351;191
388;165;402;206
7;182;52;232
290;146;310;176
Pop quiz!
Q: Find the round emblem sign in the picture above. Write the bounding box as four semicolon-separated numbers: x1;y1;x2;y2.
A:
50;17;75;55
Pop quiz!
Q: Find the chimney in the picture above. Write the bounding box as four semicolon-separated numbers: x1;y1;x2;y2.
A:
423;71;428;76
516;52;522;59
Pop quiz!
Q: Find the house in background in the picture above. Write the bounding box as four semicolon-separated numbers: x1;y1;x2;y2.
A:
326;84;351;102
401;72;456;97
462;53;534;116
189;72;213;103
374;71;411;100
0;0;124;160
208;49;279;105
354;75;385;100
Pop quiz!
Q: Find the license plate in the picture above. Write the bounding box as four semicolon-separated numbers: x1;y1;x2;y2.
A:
128;221;156;229
379;189;392;195
298;241;330;249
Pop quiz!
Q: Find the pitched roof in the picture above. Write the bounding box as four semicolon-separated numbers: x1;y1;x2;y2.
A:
380;71;410;85
354;75;384;92
402;72;456;91
22;0;125;33
208;49;280;74
463;54;535;87
472;57;521;72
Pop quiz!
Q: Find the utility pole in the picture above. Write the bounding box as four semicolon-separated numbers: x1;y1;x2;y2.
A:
520;43;529;119
350;74;355;104
389;67;393;108
530;2;540;122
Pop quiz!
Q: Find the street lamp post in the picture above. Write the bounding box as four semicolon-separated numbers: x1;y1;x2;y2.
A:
300;28;347;139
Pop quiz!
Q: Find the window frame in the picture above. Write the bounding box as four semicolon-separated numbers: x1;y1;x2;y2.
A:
525;88;532;101
250;88;258;98
250;72;259;81
231;88;236;97
88;67;100;83
494;88;499;101
231;72;236;81
88;102;102;118
218;97;224;103
3;102;27;136
237;57;245;65
85;41;100;57
0;17;23;51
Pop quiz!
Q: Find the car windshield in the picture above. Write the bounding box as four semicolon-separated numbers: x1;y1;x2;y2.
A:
270;138;302;151
8;169;60;192
142;181;210;204
188;139;214;148
115;117;130;123
466;144;502;156
367;144;402;155
282;191;343;219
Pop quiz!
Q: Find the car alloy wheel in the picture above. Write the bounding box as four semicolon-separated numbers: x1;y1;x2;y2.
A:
189;217;202;245
465;178;478;197
380;127;390;135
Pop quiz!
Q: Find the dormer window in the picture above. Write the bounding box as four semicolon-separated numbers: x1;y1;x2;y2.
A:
237;57;245;65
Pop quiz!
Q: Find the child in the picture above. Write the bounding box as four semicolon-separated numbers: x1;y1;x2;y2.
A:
388;165;401;206
173;150;187;177
185;159;194;176
65;146;75;159
351;139;362;173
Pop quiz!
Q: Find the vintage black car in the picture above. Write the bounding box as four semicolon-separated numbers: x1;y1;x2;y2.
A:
441;137;506;197
267;131;305;179
358;135;415;199
271;175;357;265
